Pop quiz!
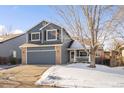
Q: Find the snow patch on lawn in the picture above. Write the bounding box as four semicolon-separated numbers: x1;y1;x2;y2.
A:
0;65;17;70
36;63;124;88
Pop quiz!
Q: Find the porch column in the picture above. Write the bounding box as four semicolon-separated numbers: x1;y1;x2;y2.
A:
55;46;61;65
89;55;91;62
74;50;77;62
88;49;91;62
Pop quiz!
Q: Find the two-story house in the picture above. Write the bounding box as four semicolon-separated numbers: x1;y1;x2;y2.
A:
20;21;72;64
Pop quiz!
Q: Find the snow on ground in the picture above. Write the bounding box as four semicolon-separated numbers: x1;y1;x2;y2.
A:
36;63;124;88
0;65;17;70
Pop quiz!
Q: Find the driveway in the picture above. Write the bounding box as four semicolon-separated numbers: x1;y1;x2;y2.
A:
0;65;51;88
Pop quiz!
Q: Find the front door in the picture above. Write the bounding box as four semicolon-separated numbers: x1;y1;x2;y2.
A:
70;51;74;62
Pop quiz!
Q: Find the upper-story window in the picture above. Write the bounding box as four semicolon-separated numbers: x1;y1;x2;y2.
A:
46;29;57;41
31;32;40;41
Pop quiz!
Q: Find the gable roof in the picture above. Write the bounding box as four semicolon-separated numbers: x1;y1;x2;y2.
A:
119;45;124;50
69;40;90;50
27;20;49;33
27;20;72;39
69;39;103;50
0;34;24;43
72;36;91;45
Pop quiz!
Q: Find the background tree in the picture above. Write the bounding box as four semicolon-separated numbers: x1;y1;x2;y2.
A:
53;5;120;67
108;6;124;42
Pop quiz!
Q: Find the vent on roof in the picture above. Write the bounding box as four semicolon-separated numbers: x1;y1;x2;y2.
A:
42;21;48;27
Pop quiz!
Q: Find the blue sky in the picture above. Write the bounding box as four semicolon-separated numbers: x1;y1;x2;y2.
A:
0;5;122;50
0;5;57;32
0;5;116;32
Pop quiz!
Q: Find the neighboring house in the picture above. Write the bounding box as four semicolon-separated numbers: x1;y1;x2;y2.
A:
119;45;124;65
20;21;72;64
104;50;123;66
0;34;26;64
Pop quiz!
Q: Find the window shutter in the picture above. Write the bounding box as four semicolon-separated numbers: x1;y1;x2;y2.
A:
57;29;60;39
44;30;46;41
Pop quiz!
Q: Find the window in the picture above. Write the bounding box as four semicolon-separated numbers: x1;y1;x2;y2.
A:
46;29;57;41
71;51;74;59
79;51;87;56
13;50;16;58
31;32;40;41
96;52;100;57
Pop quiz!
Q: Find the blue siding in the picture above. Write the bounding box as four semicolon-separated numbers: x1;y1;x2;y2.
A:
26;21;73;64
61;29;72;64
28;23;62;45
0;34;26;59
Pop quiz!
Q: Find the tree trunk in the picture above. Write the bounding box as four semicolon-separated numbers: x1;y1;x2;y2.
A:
89;49;96;68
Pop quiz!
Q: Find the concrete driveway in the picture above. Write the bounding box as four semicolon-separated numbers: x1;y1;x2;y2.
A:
0;65;51;88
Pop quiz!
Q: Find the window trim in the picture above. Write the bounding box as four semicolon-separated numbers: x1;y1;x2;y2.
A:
46;29;57;41
31;32;40;41
79;51;87;57
13;50;17;58
96;51;100;57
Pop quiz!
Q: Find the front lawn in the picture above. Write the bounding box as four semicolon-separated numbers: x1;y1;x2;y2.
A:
0;65;50;88
36;63;124;88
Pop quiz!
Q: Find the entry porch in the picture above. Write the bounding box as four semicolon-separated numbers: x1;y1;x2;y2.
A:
68;49;90;63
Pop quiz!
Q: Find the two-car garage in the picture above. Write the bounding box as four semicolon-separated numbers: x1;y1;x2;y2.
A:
20;44;62;65
26;47;56;64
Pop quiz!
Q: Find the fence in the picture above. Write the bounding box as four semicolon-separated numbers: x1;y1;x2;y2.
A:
0;57;9;65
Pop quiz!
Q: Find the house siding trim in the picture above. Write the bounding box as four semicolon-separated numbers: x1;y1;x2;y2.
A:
55;46;62;64
19;43;62;48
61;28;63;43
39;23;51;30
31;32;40;41
27;49;55;52
46;29;58;41
26;47;27;64
26;33;28;43
25;46;56;64
21;47;27;65
41;30;43;43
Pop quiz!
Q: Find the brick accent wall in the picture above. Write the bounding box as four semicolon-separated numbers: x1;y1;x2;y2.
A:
21;47;27;64
55;46;61;64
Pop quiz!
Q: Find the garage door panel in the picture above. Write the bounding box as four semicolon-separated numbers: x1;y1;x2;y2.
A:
27;51;55;64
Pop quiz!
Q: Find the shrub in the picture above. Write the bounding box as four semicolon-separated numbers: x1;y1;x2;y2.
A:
9;57;17;65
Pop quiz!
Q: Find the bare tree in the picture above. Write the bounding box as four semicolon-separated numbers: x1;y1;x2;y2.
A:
108;6;124;41
108;38;124;51
53;5;120;68
0;25;12;36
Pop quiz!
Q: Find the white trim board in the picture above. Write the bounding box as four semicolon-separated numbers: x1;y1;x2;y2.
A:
79;51;88;57
39;23;51;30
26;47;27;64
46;29;58;41
26;33;28;43
41;30;43;43
31;32;40;41
27;49;55;52
19;44;62;48
61;28;63;42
